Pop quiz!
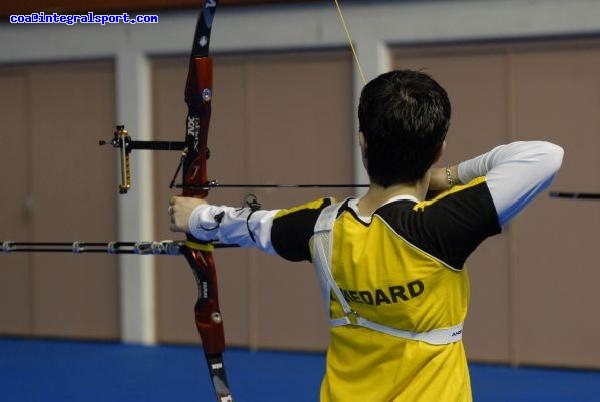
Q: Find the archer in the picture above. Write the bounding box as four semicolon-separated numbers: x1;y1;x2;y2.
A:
169;69;563;401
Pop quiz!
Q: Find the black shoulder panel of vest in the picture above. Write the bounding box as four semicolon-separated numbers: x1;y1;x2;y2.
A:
271;197;334;262
376;181;501;270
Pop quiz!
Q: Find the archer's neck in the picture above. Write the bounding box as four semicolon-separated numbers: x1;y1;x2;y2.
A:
357;172;430;216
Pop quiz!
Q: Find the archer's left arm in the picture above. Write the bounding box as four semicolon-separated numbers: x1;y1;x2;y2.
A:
187;204;280;254
170;196;332;260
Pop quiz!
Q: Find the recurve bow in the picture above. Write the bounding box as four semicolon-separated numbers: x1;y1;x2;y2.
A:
176;1;233;401
1;2;373;401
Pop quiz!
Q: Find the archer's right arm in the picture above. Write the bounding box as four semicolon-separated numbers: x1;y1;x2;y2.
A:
457;141;564;226
411;141;563;269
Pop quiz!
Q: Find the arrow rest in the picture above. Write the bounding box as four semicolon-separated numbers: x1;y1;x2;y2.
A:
169;146;211;190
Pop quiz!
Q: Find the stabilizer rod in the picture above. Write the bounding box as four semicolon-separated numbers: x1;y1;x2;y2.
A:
2;241;237;255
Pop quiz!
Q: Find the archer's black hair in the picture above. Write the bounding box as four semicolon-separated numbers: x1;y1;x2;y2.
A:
358;70;451;187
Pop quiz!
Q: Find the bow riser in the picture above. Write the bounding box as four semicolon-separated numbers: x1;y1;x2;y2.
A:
182;35;226;357
183;57;213;198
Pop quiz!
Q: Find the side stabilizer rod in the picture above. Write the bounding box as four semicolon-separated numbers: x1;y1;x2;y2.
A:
2;241;237;255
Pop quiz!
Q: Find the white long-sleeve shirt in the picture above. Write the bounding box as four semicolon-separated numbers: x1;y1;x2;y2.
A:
188;141;564;255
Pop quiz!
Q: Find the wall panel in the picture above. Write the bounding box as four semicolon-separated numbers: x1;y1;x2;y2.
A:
395;40;600;369
153;56;252;346
0;62;119;339
246;53;353;350
29;62;119;338
153;51;353;350
0;69;32;335
510;46;600;368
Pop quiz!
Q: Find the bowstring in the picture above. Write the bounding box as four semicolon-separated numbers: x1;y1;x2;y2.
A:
333;0;367;85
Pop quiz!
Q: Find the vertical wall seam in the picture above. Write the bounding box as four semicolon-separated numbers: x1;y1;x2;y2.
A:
505;49;520;367
25;67;35;335
244;61;260;350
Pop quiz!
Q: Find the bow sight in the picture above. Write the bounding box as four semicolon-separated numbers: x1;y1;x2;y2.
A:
99;125;185;194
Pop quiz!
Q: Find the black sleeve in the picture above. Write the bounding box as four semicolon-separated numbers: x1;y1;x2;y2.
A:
270;197;334;262
378;181;501;269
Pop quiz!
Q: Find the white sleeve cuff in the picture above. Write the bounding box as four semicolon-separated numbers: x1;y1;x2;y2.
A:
188;204;280;254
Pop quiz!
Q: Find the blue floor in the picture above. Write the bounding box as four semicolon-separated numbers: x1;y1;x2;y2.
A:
1;338;599;401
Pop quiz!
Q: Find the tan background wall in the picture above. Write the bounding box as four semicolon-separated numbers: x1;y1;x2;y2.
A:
1;36;599;369
0;62;119;339
152;51;354;350
394;41;600;368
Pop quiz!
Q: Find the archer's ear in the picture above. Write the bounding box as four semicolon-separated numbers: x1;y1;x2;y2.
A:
359;132;367;157
433;141;446;164
358;132;369;170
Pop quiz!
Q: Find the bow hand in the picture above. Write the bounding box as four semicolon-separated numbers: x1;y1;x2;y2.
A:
169;196;206;233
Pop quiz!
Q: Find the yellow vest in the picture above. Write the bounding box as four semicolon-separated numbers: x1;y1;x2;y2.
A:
272;177;500;401
317;205;471;401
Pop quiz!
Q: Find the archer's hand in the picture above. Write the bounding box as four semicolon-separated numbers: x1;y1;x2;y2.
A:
428;166;459;192
169;196;206;233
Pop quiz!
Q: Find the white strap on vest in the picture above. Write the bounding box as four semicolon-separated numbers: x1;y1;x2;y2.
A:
312;201;464;346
